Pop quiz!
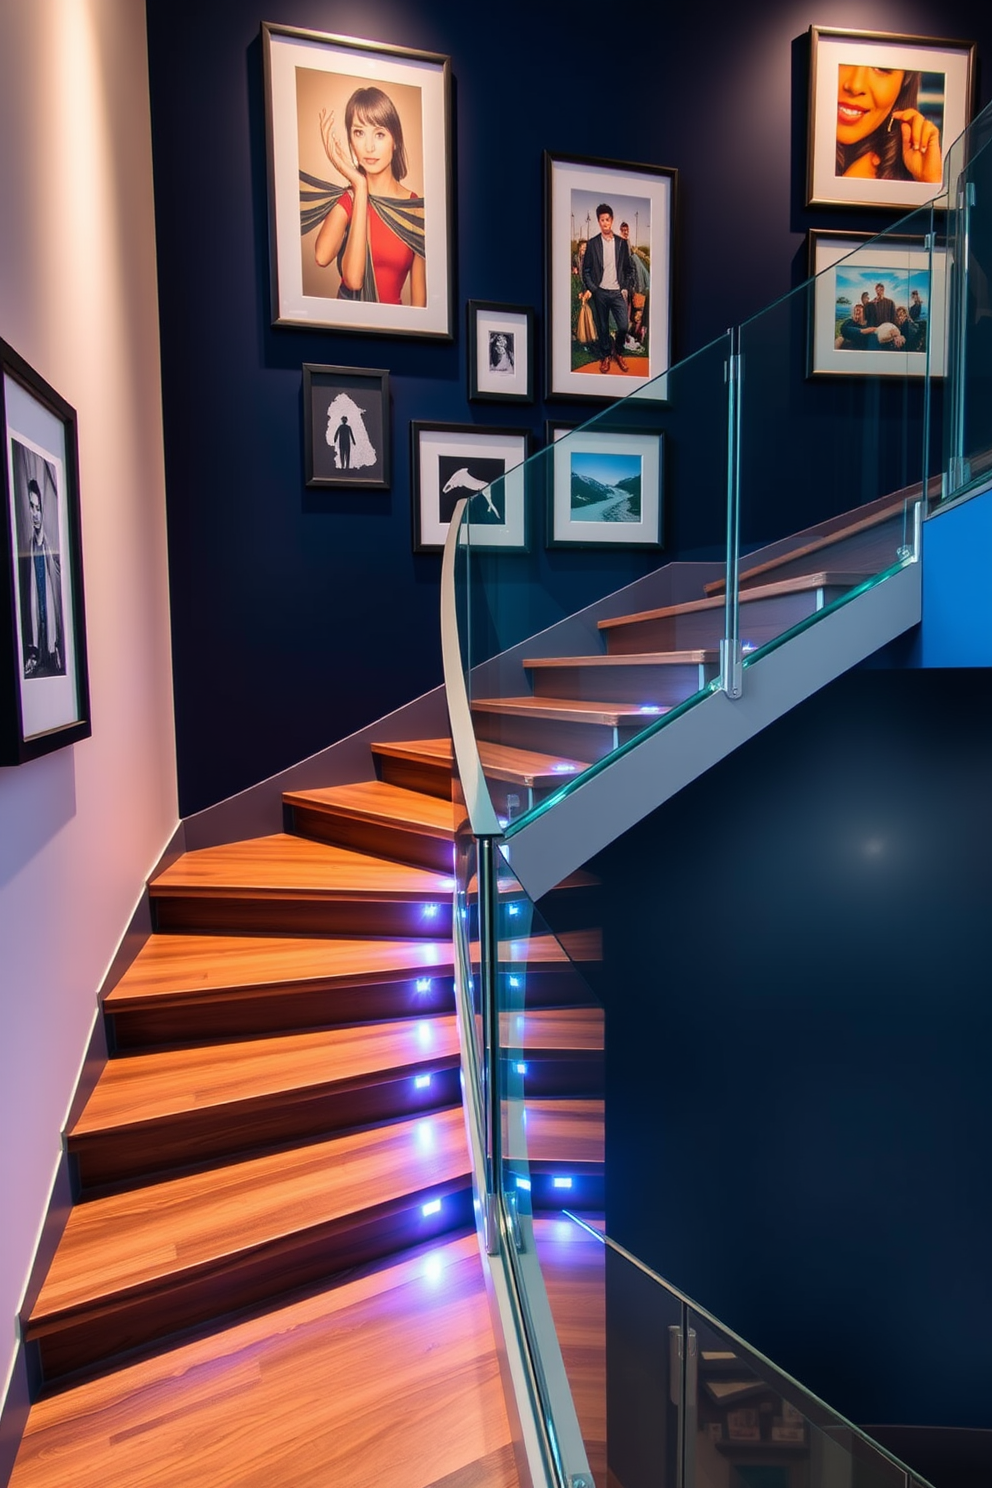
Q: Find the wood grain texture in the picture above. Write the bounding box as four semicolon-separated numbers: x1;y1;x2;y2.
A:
526;655;718;706
534;1216;606;1486
12;1236;522;1488
510;1099;604;1167
374;738;593;791
286;783;456;871
703;498;907;595
598;572;873;630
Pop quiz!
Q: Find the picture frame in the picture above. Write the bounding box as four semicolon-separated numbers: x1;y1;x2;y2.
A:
411;423;530;554
546;421;664;549
467;302;534;404
807;230;948;378
545;152;675;402
262;22;453;339
303;365;390;488
0;338;90;765
807;26;975;211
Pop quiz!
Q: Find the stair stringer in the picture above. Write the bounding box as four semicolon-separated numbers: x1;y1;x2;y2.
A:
505;561;922;903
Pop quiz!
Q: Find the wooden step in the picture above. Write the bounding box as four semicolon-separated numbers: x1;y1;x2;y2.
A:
372;737;593;805
704;495;910;596
11;1233;520;1488
525;650;719;707
509;1098;604;1170
104;934;455;1049
598;572;871;654
149;835;454;938
502;1008;605;1098
68;1015;461;1192
25;1107;473;1387
284;782;455;873
472;695;670;761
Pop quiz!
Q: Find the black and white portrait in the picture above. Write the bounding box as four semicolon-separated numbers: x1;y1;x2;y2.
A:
12;439;65;679
488;331;515;375
468;303;533;403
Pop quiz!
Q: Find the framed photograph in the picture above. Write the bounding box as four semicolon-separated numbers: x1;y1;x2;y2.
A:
545;152;675;402
412;423;530;553
303;365;390;488
546;422;663;549
807;230;948;378
0;339;90;765
467;302;534;404
807;26;975;210
262;22;453;338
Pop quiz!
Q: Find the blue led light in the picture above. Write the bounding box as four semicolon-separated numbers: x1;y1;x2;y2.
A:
639;704;661;714
417;1021;433;1046
508;904;521;918
415;977;432;993
553;1177;574;1190
414;1074;432;1089
422;1198;442;1216
515;1062;528;1075
551;763;577;773
516;1177;531;1192
422;903;439;919
508;975;521;989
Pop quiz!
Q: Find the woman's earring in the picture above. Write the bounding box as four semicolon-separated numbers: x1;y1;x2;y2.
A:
887;114;895;132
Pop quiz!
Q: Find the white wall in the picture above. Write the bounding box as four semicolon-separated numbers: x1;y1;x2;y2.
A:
0;0;177;1403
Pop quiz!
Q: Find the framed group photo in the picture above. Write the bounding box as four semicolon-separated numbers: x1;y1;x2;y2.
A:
0;338;90;765
303;364;390;488
262;22;453;338
546;423;663;549
467;302;534;404
545;153;675;402
807;26;975;211
411;423;530;553
807;230;947;378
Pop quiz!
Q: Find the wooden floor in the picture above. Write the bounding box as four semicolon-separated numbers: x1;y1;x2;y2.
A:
10;1235;521;1488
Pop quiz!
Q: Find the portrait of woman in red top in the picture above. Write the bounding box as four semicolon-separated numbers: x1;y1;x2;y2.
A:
312;86;426;307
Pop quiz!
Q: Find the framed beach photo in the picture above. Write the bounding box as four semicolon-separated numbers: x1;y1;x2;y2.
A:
412;424;530;554
262;22;453;338
807;27;975;211
807;230;947;378
303;364;390;488
546;423;663;549
0;338;90;765
545;153;675;402
467;302;534;404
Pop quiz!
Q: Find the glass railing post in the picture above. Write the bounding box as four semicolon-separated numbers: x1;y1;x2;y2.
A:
477;833;502;1256
721;325;743;698
946;174;975;496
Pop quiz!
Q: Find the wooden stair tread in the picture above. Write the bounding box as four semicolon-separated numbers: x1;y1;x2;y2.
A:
285;780;456;839
501;1008;604;1052
511;1099;604;1165
373;736;593;789
105;934;454;1010
598;571;873;630
525;649;718;668
13;1235;519;1488
29;1108;470;1326
472;696;672;726
71;1016;459;1135
149;834;453;899
703;494;908;595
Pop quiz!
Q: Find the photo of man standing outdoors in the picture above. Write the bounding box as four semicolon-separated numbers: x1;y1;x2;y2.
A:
580;202;635;374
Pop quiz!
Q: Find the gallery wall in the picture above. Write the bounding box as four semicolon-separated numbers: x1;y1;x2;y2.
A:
146;0;992;814
0;0;178;1423
570;666;992;1430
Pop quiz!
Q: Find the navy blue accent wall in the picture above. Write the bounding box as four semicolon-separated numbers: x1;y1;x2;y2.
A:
145;0;992;812
568;667;991;1428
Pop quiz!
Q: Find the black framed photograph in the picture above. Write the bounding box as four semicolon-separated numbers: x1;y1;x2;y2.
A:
467;302;534;404
411;423;530;553
262;22;453;338
0;339;90;765
303;365;390;488
545;152;675;402
807;230;947;378
546;421;663;549
807;26;975;210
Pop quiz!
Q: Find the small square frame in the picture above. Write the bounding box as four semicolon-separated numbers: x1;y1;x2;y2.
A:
467;302;535;403
411;423;530;553
0;338;90;764
303;364;391;488
546;421;664;549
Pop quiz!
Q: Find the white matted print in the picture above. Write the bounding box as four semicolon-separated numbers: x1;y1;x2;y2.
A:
808;232;947;378
468;303;534;403
263;23;452;337
548;427;663;548
807;27;975;211
546;154;674;402
412;424;529;552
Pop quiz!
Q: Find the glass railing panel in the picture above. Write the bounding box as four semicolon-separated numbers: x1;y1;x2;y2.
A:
940;102;992;503
454;332;733;838
732;204;937;671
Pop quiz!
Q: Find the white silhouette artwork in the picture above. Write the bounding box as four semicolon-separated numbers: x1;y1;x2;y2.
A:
441;466;500;519
325;393;377;471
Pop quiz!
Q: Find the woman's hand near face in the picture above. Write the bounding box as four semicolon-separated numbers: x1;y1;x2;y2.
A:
319;108;365;192
893;108;942;183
